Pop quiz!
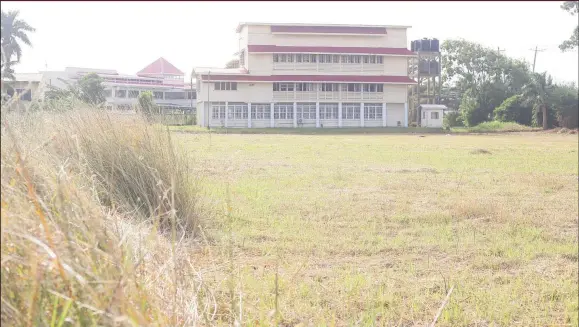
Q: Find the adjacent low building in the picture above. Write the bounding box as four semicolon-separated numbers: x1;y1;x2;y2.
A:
194;22;417;128
4;57;196;113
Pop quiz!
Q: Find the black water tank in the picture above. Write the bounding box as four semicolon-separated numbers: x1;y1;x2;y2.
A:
431;38;440;52
414;40;421;52
411;40;415;52
421;38;430;51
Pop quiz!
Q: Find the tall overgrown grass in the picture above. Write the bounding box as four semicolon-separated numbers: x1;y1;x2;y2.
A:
1;106;212;326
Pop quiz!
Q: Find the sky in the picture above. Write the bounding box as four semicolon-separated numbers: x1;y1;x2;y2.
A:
3;1;578;84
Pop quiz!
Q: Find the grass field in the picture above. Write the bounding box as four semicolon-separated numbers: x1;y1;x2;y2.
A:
177;131;578;326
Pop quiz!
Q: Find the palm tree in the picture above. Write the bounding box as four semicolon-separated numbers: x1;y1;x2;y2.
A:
523;72;553;129
1;10;35;76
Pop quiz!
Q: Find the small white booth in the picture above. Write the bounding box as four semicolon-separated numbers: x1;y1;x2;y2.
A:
419;104;447;128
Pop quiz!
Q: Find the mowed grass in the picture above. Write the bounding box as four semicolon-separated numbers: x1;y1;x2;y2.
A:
178;132;578;326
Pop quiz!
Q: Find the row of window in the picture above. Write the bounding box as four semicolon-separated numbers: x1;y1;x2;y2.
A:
109;89;195;100
211;103;384;120
273;83;384;93
212;82;386;93
273;54;384;64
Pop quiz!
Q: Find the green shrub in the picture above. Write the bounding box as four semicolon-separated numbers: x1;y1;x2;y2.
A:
443;111;464;128
494;94;533;126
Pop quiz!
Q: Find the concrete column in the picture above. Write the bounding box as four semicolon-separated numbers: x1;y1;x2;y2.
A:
247;102;252;128
225;101;229;128
315;102;320;128
293;102;297;128
270;102;275;128
404;102;409;127
360;102;365;127
338;102;343;128
382;103;387;127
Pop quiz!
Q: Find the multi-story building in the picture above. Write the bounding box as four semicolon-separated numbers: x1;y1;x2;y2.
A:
5;57;196;113
194;22;416;128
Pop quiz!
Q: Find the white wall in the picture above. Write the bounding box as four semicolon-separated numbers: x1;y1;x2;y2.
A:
246;25;408;48
386;103;405;127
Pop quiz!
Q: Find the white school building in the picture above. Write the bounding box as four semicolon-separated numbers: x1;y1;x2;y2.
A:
194;22;417;128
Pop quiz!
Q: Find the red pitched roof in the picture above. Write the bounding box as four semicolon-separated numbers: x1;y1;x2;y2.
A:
247;45;414;56
137;57;184;76
199;74;416;84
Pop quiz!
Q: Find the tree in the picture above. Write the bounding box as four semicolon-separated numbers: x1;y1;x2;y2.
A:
225;59;240;69
442;39;532;126
1;10;35;77
459;89;482;127
549;83;579;129
44;74;105;107
523;72;554;129
137;90;159;121
559;1;579;52
77;73;105;105
493;94;533;126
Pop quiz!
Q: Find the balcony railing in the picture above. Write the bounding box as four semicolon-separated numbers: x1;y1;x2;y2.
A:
272;90;384;102
273;61;384;73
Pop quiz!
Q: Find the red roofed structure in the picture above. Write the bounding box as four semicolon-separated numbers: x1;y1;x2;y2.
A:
137;57;184;77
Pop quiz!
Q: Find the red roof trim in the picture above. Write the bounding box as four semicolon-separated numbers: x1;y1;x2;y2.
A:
247;45;414;56
271;25;386;35
200;74;415;84
137;57;184;76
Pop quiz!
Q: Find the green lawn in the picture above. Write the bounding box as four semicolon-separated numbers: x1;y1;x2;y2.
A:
177;132;578;326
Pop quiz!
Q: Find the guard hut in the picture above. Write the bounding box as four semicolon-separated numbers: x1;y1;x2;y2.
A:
418;104;447;128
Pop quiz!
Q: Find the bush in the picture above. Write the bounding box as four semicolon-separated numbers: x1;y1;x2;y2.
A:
459;90;486;127
1;108;204;325
494;94;533;126
138;91;159;122
550;84;579;129
443;111;464;128
409;121;418;127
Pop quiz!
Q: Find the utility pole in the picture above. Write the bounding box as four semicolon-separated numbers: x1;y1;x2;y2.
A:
530;46;546;73
497;47;505;56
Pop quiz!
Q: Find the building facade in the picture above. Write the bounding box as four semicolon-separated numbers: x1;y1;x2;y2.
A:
195;23;417;128
5;58;195;113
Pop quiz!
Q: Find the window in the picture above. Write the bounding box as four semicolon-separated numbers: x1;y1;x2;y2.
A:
165;92;186;100
273;83;294;92
320;83;339;92
211;102;226;119
214;82;237;91
362;84;384;93
319;54;333;63
115;89;127;98
296;83;315;92
153;91;164;99
422;111;426;119
274;103;294;119
363;55;383;64
296;103;316;120
227;103;248;120
320;103;339;119
128;90;139;98
431;112;440;119
15;89;32;101
341;55;361;64
342;103;361;119
364;103;383;120
273;54;279;63
239;49;245;67
251;103;271;120
103;89;113;98
346;84;362;92
186;91;196;100
278;54;294;63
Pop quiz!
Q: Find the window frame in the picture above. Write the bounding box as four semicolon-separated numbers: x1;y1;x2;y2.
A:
251;103;271;120
319;103;339;120
431;112;440;119
274;103;294;120
296;103;316;120
364;103;383;120
342;103;361;120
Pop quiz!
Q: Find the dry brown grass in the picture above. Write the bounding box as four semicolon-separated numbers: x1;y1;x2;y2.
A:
0;108;210;326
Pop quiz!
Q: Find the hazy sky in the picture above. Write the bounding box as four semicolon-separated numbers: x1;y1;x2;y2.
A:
3;1;578;84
